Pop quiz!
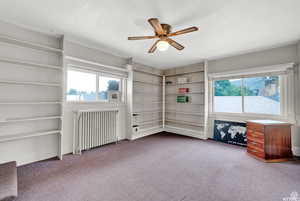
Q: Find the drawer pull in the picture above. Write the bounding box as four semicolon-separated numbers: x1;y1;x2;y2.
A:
251;150;258;153
251;142;257;145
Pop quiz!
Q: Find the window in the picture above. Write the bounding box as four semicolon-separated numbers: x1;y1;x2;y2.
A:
67;69;122;102
214;79;242;113
244;76;280;115
99;76;120;101
67;70;96;101
213;76;281;115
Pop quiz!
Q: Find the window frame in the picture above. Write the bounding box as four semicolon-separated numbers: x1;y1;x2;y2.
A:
66;66;123;103
211;74;286;118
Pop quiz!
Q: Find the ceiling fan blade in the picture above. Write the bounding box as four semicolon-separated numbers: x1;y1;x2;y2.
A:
148;40;159;53
148;18;165;35
168;27;199;37
166;38;184;50
128;36;157;40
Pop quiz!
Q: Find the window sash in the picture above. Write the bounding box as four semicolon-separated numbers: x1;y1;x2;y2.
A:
66;67;123;102
212;75;283;116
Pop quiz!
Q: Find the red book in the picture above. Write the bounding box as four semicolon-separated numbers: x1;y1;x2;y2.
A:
178;88;189;93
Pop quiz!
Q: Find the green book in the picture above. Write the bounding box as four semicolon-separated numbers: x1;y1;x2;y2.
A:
177;96;189;103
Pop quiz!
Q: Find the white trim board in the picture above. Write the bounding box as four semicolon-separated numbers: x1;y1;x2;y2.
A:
296;115;300;126
130;127;164;140
292;146;300;157
65;56;128;72
208;62;295;80
164;126;207;140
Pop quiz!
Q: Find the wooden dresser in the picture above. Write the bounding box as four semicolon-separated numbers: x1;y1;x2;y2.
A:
246;120;293;162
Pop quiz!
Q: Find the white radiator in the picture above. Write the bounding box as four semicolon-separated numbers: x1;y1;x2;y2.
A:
73;109;119;154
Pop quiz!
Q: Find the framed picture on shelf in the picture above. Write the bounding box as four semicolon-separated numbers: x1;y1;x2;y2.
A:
108;91;121;102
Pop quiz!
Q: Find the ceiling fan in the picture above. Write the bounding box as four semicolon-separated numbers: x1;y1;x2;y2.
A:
128;18;199;53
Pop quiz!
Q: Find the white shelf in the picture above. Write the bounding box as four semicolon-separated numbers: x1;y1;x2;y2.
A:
164;70;204;77
133;80;162;86
0;101;62;105
133;101;162;104
137;126;163;133
165;81;204;86
0;116;62;123
166;110;204;116
166;119;204;127
0;130;61;143
0;34;63;54
135;91;162;95
166;92;204;95
133;110;162;114
170;102;204;105
133;69;163;77
0;80;61;87
0;57;62;70
134;119;163;126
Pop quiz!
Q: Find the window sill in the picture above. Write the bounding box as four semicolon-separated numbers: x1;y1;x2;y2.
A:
209;112;294;123
65;101;125;106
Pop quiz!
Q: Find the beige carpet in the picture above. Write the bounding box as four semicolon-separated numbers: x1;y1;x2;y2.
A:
16;132;300;201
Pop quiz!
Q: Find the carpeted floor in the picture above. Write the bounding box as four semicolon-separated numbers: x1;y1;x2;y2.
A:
16;132;300;201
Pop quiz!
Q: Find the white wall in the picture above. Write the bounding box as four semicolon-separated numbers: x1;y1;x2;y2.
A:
208;44;298;73
295;41;300;155
64;40;127;68
207;44;300;156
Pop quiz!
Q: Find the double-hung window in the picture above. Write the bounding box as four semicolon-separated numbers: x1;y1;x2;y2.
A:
66;69;122;102
212;72;285;116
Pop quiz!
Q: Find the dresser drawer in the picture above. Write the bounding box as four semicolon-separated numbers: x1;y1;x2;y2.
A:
247;147;265;158
247;129;264;140
247;135;264;143
247;138;264;150
247;122;264;133
247;142;264;152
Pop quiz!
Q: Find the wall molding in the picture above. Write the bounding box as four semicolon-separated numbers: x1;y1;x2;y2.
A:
65;56;128;72
130;128;164;140
164;126;207;140
208;62;295;80
292;146;300;157
296;115;300;126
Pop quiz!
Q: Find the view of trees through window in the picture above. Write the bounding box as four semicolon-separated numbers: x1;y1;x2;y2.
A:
98;77;120;101
214;76;280;115
67;70;120;101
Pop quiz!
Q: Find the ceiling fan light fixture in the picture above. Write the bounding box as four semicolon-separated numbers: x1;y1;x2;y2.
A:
156;40;169;51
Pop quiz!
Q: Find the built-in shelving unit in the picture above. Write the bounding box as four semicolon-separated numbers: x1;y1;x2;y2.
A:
0;57;63;70
0;130;62;143
163;64;208;139
0;29;64;160
0;116;62;123
0;80;61;87
0;34;63;53
127;61;208;140
128;63;164;139
0;101;62;105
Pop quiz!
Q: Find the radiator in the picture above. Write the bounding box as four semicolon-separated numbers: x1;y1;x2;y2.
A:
73;109;119;154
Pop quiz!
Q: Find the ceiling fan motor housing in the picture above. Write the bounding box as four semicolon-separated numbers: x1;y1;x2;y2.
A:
159;24;172;35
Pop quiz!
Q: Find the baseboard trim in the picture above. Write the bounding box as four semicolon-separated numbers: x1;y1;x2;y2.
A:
130;127;164;140
292;146;300;157
296;114;300;126
164;126;207;140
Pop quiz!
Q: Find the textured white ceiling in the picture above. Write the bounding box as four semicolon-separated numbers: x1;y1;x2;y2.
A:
0;0;299;68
